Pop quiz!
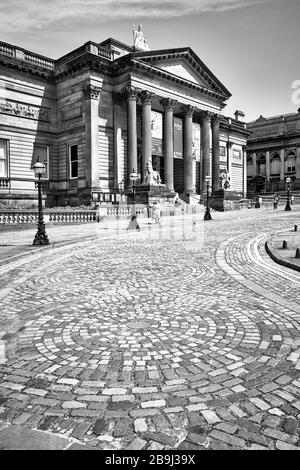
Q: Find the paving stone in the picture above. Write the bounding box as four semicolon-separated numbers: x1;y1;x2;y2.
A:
210;430;246;449
134;418;148;433
93;418;108;435
125;438;147;450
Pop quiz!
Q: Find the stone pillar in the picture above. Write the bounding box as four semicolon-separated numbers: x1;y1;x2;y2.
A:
266;150;270;180
252;152;257;177
211;114;220;192
296;147;300;179
280;149;285;181
140;91;155;178
183;105;195;193
83;84;101;189
161;98;177;191
125;86;139;185
112;92;123;191
200;111;211;191
242;146;247;197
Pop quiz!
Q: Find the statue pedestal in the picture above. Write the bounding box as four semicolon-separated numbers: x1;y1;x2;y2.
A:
210;189;244;211
126;184;176;205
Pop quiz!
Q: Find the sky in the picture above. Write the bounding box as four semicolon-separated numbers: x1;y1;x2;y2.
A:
0;0;299;121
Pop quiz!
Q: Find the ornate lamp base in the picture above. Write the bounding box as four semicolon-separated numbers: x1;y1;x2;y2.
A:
33;223;50;246
204;208;212;221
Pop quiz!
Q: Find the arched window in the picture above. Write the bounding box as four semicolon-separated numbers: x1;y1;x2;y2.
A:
270;154;280;175
285;152;296;173
257;154;266;176
247;156;253;177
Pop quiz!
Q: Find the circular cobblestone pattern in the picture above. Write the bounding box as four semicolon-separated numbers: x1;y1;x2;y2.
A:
0;210;300;450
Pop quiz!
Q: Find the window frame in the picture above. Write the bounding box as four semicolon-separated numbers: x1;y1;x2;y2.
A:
68;144;79;179
0;139;9;178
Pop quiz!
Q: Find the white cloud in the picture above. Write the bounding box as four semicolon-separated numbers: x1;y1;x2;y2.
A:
0;0;272;33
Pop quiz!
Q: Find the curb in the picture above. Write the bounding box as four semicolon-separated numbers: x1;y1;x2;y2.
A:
265;239;300;273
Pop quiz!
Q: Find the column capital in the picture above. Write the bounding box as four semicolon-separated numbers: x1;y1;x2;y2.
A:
160;98;177;111
199;110;212;123
211;113;221;125
140;90;155;105
182;104;196;117
124;86;140;101
227;141;233;149
82;84;101;100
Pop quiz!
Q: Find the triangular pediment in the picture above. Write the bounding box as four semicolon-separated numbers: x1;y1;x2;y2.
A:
155;59;208;87
132;48;231;99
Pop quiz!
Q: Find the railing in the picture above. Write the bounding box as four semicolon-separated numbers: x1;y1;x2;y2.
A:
0;178;9;188
0;44;14;57
24;52;54;70
0;210;97;225
0;41;55;70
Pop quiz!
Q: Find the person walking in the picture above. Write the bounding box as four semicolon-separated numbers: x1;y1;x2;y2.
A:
273;193;279;210
152;201;161;224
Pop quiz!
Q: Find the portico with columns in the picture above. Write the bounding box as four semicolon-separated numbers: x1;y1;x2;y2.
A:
0;34;248;208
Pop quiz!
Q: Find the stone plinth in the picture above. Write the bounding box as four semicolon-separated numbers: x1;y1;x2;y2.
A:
126;184;175;205
210;189;244;211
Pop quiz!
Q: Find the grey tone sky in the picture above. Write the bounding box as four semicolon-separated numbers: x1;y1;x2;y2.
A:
0;0;299;121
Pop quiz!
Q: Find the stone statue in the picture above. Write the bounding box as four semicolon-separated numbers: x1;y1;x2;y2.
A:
132;24;150;51
143;160;162;185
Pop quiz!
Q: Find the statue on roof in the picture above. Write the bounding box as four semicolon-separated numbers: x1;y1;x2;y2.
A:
132;24;150;52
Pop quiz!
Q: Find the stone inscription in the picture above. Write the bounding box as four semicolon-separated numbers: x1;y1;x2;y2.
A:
0;100;50;122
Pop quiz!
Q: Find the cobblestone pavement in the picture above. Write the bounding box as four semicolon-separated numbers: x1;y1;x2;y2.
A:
0;209;300;450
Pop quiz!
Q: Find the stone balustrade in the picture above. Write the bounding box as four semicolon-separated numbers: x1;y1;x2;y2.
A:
0;206;149;225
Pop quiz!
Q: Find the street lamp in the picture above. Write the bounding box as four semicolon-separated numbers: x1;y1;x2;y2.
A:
204;175;212;221
285;176;291;211
130;168;138;209
32;160;50;246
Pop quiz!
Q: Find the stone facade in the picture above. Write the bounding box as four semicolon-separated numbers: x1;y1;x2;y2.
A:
0;37;248;208
246;112;300;195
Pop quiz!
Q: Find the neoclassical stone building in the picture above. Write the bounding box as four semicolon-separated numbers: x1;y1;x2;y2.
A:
0;33;248;208
246;111;300;194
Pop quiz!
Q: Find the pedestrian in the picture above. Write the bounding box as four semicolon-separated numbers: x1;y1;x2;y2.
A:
273;193;279;210
152;200;161;224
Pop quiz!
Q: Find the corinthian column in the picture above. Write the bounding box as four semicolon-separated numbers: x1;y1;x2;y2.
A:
82;83;101;189
183;105;195;193
200;111;211;191
125;86;139;185
161;98;177;191
140;91;155;177
211;114;220;192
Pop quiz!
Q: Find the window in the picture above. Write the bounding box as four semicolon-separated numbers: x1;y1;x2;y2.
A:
270;154;280;175
32;145;49;179
0;139;8;178
285;152;296;173
69;145;78;178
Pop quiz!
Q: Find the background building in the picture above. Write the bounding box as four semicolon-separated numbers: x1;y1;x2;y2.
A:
246;111;300;195
0;33;248;208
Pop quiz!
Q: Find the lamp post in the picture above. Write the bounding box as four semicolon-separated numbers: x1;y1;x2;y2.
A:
285;176;291;211
129;168;138;213
32;160;50;246
204;175;212;221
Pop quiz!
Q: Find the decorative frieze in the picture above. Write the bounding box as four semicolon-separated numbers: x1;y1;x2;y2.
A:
0;100;50;121
82;84;101;100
